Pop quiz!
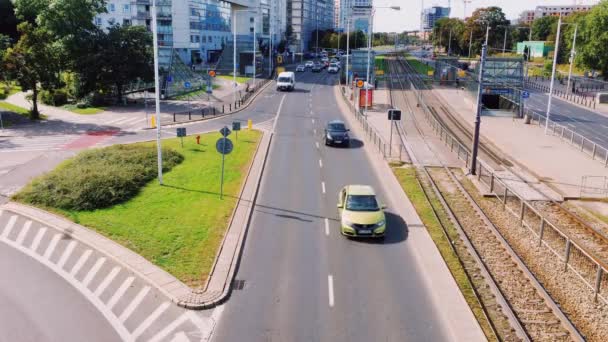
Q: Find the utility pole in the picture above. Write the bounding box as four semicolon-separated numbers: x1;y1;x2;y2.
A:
502;26;508;56
566;24;578;94
253;13;256;89
484;24;490;46
545;15;562;134
233;13;237;105
346;18;350;87
470;44;487;176
447;29;452;56
365;9;374;116
468;30;473;58
151;0;163;184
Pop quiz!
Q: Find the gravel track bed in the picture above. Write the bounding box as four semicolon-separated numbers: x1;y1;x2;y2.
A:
428;167;574;341
458;171;608;341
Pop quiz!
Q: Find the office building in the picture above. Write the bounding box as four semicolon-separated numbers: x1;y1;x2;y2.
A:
422;6;450;31
287;0;335;53
518;4;596;25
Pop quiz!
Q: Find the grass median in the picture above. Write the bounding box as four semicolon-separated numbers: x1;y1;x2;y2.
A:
16;129;262;287
404;55;434;75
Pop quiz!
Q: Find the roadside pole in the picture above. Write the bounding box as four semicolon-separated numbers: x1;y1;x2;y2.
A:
470;44;487;176
566;24;578;94
545;15;562;134
220;138;226;199
151;0;163;184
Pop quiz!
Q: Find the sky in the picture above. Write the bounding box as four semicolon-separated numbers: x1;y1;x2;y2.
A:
372;0;600;32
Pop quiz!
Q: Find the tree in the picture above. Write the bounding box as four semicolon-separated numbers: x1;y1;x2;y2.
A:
531;16;558;41
463;7;510;56
0;0;19;41
577;0;608;78
432;18;465;55
0;34;10;84
3;23;62;119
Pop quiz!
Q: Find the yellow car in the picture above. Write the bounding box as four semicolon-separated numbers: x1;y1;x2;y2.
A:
337;185;386;238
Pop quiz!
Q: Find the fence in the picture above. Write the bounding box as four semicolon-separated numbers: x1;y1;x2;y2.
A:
526;79;596;110
580;176;608;198
523;108;608;168
402;57;608;304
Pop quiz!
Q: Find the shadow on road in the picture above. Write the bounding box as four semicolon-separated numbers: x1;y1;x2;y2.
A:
349;212;408;245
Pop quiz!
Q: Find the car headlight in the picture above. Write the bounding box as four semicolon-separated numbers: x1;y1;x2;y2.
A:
326;133;333;140
375;220;385;228
342;219;354;228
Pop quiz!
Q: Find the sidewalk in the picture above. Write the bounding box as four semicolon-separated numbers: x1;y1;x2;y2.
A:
434;86;608;198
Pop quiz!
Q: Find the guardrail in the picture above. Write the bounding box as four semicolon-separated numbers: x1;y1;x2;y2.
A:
523;108;608;167
402;57;608;304
526;79;596;110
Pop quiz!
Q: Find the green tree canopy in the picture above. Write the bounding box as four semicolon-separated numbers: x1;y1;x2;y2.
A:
531;16;558;41
463;7;510;56
0;0;20;41
577;0;608;78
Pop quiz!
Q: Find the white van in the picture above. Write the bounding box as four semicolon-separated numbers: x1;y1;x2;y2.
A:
276;71;295;91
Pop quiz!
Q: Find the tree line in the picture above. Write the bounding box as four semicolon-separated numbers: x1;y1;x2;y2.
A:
308;29;419;51
0;0;152;119
428;1;608;78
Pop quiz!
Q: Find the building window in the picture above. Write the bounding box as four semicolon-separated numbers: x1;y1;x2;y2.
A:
202;36;206;43
94;17;102;26
123;19;131;26
109;3;115;12
123;4;130;13
209;36;213;42
250;17;254;23
108;17;116;25
250;27;254;33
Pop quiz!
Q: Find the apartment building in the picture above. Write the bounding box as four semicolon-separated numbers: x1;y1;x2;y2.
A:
518;4;595;25
287;0;335;53
422;6;450;31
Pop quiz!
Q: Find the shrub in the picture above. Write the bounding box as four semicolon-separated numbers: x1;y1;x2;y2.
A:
14;144;183;210
40;89;69;106
40;89;54;105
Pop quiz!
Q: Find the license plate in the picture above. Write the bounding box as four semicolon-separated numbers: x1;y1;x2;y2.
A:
335;141;342;144
359;230;371;234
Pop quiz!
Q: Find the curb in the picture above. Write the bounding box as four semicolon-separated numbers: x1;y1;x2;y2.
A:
0;129;273;310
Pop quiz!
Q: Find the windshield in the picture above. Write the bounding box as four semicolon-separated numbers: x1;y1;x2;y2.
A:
346;195;379;211
278;77;292;82
328;123;346;131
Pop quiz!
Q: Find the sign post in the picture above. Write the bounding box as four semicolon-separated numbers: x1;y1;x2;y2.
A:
177;127;186;147
232;121;241;141
387;109;402;157
217;126;233;199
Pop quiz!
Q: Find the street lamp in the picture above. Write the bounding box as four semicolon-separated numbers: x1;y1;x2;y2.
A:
232;8;258;104
151;0;163;184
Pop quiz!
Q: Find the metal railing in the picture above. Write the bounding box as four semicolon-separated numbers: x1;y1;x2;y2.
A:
526;79;596;110
523;108;608;167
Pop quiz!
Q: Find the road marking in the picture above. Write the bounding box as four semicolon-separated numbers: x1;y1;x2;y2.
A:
70;249;92;276
328;275;335;308
324;218;330;236
94;266;120;297
30;227;47;252
322;181;326;194
169;332;190;342
319;159;323;168
107;276;135;310
2;215;17;238
312;118;315;124
313;128;317;134
148;312;190;342
316;142;320;149
15;220;31;245
131;301;171;340
57;240;77;269
82;257;106;288
118;286;150;322
43;234;61;259
271;94;287;134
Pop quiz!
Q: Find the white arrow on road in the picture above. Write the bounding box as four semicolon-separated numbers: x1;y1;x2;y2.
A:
170;332;190;342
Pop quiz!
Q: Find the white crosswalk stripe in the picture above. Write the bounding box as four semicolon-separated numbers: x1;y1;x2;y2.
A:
118;286;150;322
57;240;77;269
0;135;77;152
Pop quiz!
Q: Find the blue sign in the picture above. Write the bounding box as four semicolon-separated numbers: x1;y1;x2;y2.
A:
485;88;512;95
522;91;530;99
348;71;353;77
184;81;191;89
167;75;173;83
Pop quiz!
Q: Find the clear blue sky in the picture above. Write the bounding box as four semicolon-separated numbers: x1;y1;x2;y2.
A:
372;0;599;32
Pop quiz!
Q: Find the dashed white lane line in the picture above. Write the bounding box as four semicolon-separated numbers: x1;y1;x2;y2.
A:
57;240;76;269
30;227;47;252
272;94;287;134
312;118;315;124
82;257;106;288
316;142;320;149
107;276;135;310
324;218;330;236
319;159;323;168
43;233;61;259
15;221;31;245
94;266;120;297
1;215;16;238
322;181;326;194
131;301;171;340
328;275;335;308
118;286;150;323
313;128;317;134
70;249;92;276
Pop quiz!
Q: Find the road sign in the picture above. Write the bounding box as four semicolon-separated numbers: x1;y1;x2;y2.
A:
348;71;353;77
176;127;186;137
522;91;530;99
427;70;434;76
219;126;231;137
356;79;364;88
167;75;173;83
485;88;512;95
232;122;241;131
216;137;234;155
208;70;216;77
388;109;402;121
184;81;191;89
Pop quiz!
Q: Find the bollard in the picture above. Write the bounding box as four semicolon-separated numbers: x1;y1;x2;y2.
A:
229;103;232;111
188;111;191;120
222;104;225;113
201;109;204;118
213;107;216;115
173;113;176;122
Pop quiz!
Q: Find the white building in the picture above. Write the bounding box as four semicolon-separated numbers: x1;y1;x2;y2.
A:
517;4;596;25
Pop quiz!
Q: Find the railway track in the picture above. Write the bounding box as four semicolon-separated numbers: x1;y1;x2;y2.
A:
385;55;585;341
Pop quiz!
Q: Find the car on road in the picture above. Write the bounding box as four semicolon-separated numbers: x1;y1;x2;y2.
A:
327;64;339;73
324;120;350;146
305;61;314;68
338;185;386;238
276;71;295;91
312;64;322;72
321;57;329;63
296;65;306;72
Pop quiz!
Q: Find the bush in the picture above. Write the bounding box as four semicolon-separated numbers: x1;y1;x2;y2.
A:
544;60;553;73
14;144;183;210
40;89;69;106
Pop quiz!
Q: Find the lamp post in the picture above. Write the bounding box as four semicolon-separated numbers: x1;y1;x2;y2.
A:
546;15;563;134
151;0;163;184
345;17;351;88
566;24;578;94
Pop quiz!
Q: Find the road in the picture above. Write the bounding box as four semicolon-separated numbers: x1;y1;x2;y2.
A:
212;71;451;341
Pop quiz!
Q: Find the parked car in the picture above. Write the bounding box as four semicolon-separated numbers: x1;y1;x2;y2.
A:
337;185;387;238
296;65;306;72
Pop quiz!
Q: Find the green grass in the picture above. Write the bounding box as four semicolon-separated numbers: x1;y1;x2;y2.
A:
217;75;251;84
392;166;497;341
0;101;29;115
19;130;261;287
404;54;434;75
62;104;106;115
173;85;221;100
0;83;21;98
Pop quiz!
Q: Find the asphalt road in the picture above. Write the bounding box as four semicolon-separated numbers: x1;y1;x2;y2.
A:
524;89;608;149
213;71;449;341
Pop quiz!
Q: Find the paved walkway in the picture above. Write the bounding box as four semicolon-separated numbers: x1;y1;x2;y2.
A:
434;86;608;198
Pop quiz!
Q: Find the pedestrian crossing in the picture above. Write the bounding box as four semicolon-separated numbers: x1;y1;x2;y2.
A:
0;134;79;152
0;210;221;342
